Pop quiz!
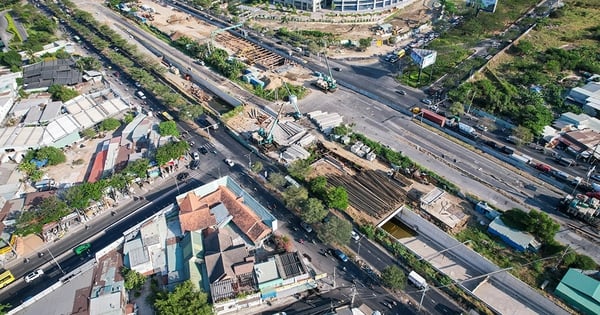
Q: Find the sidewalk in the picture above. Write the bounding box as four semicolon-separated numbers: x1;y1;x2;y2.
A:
2;167;184;270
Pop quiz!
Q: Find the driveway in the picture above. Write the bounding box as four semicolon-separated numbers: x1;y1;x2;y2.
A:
0;10;13;52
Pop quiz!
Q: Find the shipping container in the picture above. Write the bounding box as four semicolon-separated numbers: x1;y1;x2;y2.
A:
249;77;264;89
420;109;446;127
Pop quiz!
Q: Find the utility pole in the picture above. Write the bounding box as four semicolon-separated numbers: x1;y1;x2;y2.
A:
332;267;336;289
350;285;357;308
418;287;428;312
357;240;361;257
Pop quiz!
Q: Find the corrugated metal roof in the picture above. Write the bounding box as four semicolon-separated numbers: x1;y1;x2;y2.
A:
39;101;63;122
555;269;600;315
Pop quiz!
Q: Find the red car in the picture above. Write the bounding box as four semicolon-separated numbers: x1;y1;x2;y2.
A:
535;163;551;173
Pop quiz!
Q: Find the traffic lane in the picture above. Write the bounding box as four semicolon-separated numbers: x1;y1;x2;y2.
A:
1;176;205;306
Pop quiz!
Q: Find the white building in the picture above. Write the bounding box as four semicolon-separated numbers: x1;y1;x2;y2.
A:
568;82;600;116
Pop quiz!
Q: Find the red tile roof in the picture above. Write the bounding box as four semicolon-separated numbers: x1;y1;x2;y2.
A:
178;192;217;233
177;186;271;243
87;150;107;183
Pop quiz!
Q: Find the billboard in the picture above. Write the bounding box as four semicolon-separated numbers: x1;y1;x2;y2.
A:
410;49;437;69
478;0;499;13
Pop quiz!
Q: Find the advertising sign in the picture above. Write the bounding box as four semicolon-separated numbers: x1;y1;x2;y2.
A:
410;49;437;69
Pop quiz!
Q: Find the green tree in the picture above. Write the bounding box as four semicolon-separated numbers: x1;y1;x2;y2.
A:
158;121;180;137
317;216;352;245
513;40;535;56
512;126;534;145
268;172;287;189
75;56;101;71
326;186;349;210
571;254;598;270
48;84;79;102
381;265;406;290
36;147;66;165
251;161;264;173
527;210;560;243
121;267;146;291
0;50;22;70
155;141;189;166
309;176;328;198
300;198;328;224
287;159;312;180
154;281;212;315
448;102;464;116
123;113;135;124
358;37;372;50
332;124;352;136
124;158;150;178
0;302;11;315
100;118;121;131
81;128;96;139
283;186;308;210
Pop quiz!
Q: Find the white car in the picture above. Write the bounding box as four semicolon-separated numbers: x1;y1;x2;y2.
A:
225;159;234;167
351;230;361;241
24;269;44;283
192;152;200;161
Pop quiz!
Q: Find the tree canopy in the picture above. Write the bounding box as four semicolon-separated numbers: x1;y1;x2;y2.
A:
121;267;146;291
282;186;308;210
317;216;352;245
381;265;406;290
300;198;328;224
268;172;287;189
15;195;71;236
326;186;349;210
24;146;66;166
48;84;79;102
100;118;121;132
501;209;560;244
153;281;213;315
155;141;189;166
158;121;180;137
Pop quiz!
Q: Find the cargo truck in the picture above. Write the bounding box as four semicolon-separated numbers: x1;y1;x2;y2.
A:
420;109;446;127
408;271;428;289
458;123;476;136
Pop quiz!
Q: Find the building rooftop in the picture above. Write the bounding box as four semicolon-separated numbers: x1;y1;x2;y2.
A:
176;177;274;244
275;252;307;279
22;59;82;90
555;268;600;315
488;217;541;252
254;259;280;284
89;250;125;315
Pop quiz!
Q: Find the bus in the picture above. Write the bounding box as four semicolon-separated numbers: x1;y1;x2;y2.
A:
74;243;91;255
161;111;174;121
0;269;15;289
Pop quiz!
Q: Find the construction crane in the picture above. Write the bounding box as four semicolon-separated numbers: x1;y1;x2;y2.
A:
258;103;285;145
283;82;301;120
208;24;243;54
323;54;338;92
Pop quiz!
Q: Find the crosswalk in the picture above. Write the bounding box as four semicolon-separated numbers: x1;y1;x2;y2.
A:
199;142;216;151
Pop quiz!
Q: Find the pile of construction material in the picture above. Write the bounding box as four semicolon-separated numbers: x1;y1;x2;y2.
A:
281;144;311;163
307;111;343;134
350;141;376;161
296;133;316;147
328;170;405;218
273;120;307;147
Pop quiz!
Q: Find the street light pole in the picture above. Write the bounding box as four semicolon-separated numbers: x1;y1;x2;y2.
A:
47;247;65;274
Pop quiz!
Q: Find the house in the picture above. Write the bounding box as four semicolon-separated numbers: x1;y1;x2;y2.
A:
89;250;129;315
176;177;275;245
553;112;600;133
555;268;600;315
557;129;600;159
204;228;257;303
487;217;541;252
568;82;600;116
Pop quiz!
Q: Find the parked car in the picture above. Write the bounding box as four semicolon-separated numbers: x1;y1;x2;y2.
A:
591;174;600;182
300;222;313;233
333;67;342;72
351;230;361;241
199;147;208;154
225;159;235;167
334;249;349;262
190;160;200;170
192;152;200;161
177;172;189;181
24;269;44;283
475;124;488;132
421;99;433;105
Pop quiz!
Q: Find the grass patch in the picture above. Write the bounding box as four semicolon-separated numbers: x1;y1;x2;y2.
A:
5;12;23;43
